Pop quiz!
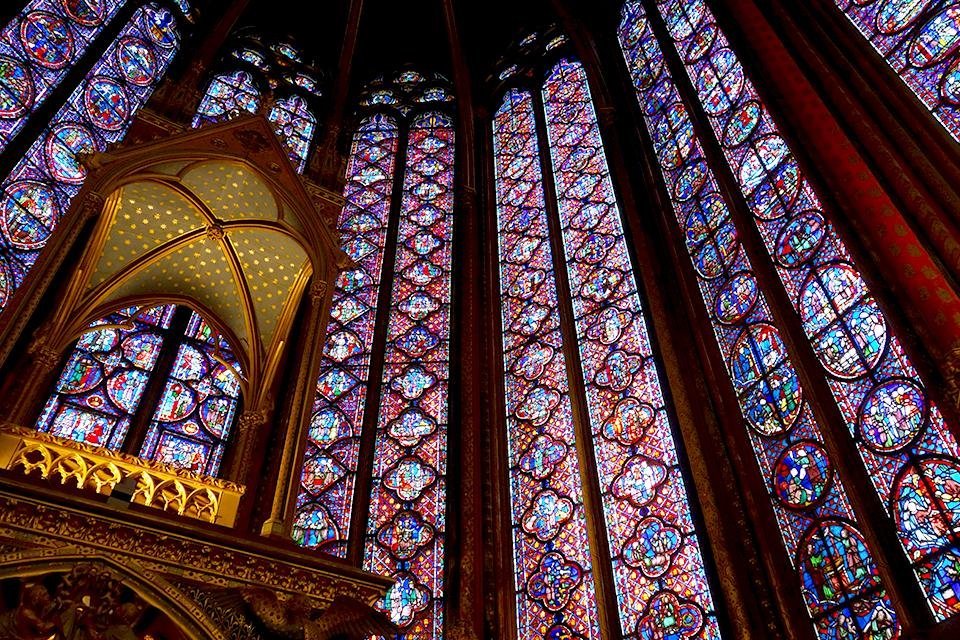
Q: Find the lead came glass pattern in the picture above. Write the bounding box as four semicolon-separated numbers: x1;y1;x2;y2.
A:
0;2;181;315
37;305;174;450
267;94;315;173
362;111;453;638
648;0;960;621
543;57;722;639
191;70;261;127
139;312;241;477
618;7;901;636
0;0;127;152
494;88;602;640
293;114;399;557
834;0;960;142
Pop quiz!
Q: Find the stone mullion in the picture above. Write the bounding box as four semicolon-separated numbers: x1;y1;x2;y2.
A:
345;116;410;567
530;81;622;640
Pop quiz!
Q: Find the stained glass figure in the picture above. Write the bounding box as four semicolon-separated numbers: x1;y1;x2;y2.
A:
542;57;721;639
268;94;315;173
835;0;960;142
618;5;899;635
363;111;454;638
635;0;960;623
140;312;242;477
191;70;261;127
0;3;182;315
37;305;174;450
234;47;268;71
293;114;399;557
0;0;127;152
494;88;602;640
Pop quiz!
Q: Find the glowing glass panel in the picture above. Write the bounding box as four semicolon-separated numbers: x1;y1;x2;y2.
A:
363;111;453;638
835;0;960;141
0;0;127;151
37;305;174;449
618;6;900;635
140;312;241;477
650;0;960;621
293;114;399;557
0;3;181;315
543;57;722;639
494;88;602;640
192;70;260;127
268;94;315;173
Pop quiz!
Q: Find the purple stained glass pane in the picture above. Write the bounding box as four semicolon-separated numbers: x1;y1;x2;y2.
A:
268;94;315;173
542;57;721;639
494;88;602;640
0;0;129;151
617;5;900;636
0;3;181;314
140;312;241;477
192;70;261;127
293;114;398;558
835;0;960;142
37;305;174;450
363;111;453;638
646;0;960;623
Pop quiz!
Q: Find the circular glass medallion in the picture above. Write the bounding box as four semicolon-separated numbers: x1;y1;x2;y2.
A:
731;323;803;436
748;156;800;220
715;272;758;324
116;36;158;86
674;160;708;201
20;11;74;69
45;123;96;183
62;0;106;26
84;76;129;131
799;263;887;379
722;100;761;149
775;211;826;267
859;379;927;452
1;180;58;249
894;457;960;558
774;441;832;509
0;55;34;119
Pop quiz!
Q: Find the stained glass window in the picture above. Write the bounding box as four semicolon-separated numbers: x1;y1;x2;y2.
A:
268;94;315;173
494;88;602;640
293;114;399;557
37;305;175;449
624;0;960;624
362;111;453;638
0;2;182;315
542;57;722;639
834;1;960;142
618;5;900;636
191;69;260;127
139;312;242;477
0;0;128;152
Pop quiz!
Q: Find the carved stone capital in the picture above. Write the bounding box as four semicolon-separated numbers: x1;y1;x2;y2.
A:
27;334;62;371
77;191;106;221
943;345;960;409
309;280;329;305
237;410;269;433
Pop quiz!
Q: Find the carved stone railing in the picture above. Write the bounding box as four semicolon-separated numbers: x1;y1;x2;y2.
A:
0;426;244;526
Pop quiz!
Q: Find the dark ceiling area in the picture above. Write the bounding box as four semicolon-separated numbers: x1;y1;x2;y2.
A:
235;0;561;100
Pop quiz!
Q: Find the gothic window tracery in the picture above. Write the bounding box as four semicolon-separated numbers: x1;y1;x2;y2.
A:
0;1;186;315
833;0;960;142
493;32;721;639
618;0;960;631
293;71;454;638
37;304;242;478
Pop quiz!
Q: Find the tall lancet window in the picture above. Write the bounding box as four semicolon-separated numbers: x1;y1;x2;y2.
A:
494;35;721;639
0;0;129;152
619;0;960;630
833;1;960;142
0;2;185;315
293;72;454;638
